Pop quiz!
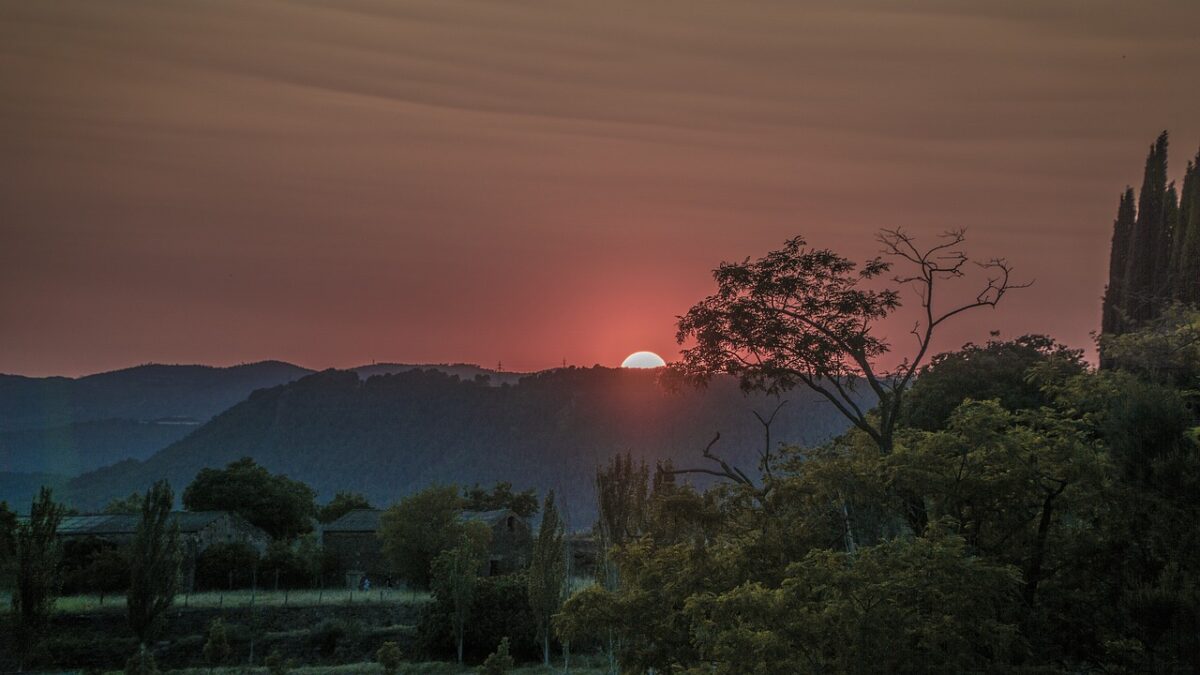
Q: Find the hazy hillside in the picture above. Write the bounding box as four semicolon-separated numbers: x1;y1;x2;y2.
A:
0;418;199;475
65;367;869;522
0;361;314;432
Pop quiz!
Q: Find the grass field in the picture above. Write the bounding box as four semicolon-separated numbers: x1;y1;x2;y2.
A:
150;664;604;675
0;588;433;613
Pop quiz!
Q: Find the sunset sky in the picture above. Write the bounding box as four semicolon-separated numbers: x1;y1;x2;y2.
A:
2;0;1199;377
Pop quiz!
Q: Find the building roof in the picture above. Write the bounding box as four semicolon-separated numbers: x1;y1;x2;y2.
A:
55;511;232;536
322;507;523;533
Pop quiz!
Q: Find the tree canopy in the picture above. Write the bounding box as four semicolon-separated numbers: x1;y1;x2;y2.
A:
182;457;316;540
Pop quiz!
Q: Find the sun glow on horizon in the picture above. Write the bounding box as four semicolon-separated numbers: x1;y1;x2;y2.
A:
621;351;667;368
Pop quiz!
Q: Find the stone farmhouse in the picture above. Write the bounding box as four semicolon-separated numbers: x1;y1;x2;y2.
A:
322;507;533;587
53;511;270;590
56;511;270;553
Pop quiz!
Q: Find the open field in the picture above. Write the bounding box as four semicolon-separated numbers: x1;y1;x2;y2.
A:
127;662;605;674
0;588;433;613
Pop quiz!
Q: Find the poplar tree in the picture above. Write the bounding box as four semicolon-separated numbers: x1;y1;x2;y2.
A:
12;487;64;668
528;491;567;666
127;480;181;646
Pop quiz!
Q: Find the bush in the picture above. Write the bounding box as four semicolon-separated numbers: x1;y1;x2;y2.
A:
202;618;232;667
264;648;290;675
309;618;360;658
415;572;540;662
194;542;260;591
377;640;402;675
479;637;514;675
60;537;130;595
123;645;158;675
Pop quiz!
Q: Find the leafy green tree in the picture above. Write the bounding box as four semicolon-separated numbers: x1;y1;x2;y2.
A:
463;482;538;518
1100;304;1200;389
901;334;1085;430
479;637;514;675
431;528;490;664
376;640;402;675
687;533;1022;674
380;485;470;589
11;487;64;667
527;491;566;666
317;491;373;524
183;457;316;540
127;480;182;646
892;401;1103;606
202;617;232;668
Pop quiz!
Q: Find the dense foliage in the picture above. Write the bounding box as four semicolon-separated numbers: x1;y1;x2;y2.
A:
557;328;1200;673
182;457;317;540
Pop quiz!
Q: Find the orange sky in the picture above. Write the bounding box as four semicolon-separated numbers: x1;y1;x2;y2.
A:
2;0;1199;376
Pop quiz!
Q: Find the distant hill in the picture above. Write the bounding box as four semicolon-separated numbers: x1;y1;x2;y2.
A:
0;418;200;475
0;361;314;432
0;361;528;485
64;367;870;523
350;362;527;386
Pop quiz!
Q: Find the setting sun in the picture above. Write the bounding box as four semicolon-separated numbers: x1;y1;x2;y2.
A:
621;351;666;368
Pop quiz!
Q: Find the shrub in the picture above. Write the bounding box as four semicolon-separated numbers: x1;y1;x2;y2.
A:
123;645;158;675
309;617;359;658
194;542;260;590
415;572;540;662
202;618;232;667
479;637;514;675
376;640;402;675
264;648;290;675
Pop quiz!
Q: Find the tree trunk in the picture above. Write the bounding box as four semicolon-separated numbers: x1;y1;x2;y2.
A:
456;632;464;665
544;633;551;666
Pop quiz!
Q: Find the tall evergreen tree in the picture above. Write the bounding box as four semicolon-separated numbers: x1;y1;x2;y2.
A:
1123;131;1171;323
1102;187;1137;336
1174;151;1200;305
127;480;181;646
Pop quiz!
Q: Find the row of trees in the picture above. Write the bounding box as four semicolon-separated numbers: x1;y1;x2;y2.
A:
6;482;181;671
1103;131;1200;334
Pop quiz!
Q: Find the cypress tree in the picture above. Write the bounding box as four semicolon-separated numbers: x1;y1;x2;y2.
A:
1102;187;1137;336
1173;151;1200;305
1123;131;1170;323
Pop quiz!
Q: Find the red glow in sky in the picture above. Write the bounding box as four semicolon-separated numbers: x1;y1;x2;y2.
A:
2;1;1199;376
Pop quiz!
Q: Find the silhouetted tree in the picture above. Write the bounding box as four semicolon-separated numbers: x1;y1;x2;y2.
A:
676;229;1025;458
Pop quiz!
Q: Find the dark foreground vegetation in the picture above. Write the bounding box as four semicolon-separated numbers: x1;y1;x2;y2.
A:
1;133;1198;673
